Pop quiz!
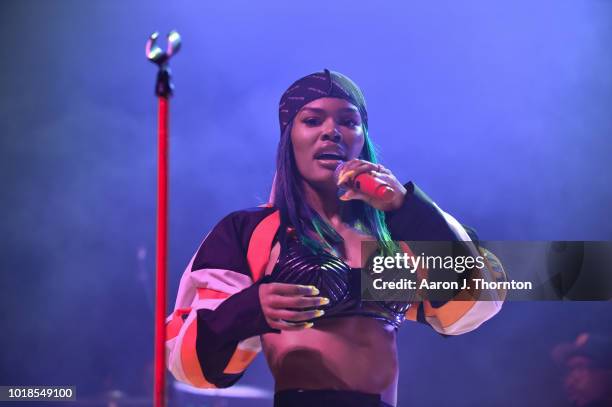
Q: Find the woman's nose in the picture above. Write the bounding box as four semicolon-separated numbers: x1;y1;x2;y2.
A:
321;120;342;142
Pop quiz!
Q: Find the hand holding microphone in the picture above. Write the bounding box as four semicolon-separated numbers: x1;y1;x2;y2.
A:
334;159;407;212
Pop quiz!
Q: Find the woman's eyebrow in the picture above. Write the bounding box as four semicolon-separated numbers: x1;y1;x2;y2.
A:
300;107;326;114
300;107;359;114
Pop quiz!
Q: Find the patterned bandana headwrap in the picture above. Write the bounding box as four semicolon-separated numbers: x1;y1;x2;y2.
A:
278;69;368;136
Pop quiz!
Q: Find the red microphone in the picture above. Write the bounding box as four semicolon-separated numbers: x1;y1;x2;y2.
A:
334;162;395;203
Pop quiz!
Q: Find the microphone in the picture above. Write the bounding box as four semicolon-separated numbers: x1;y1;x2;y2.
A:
334;162;395;203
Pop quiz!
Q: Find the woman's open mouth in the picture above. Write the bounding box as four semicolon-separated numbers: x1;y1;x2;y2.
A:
314;153;345;169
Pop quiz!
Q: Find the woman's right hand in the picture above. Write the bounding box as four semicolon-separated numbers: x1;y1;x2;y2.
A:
259;283;329;330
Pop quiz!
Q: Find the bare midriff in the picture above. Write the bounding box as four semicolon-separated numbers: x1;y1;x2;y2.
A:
260;228;399;406
261;316;398;406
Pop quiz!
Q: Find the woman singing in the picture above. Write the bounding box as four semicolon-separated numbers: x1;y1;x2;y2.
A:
165;69;504;407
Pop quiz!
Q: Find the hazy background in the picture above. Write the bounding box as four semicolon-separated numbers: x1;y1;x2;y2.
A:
1;1;611;406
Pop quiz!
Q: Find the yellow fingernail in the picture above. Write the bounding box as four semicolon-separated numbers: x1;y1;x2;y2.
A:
304;322;314;329
319;297;330;305
314;310;325;317
344;170;356;179
337;173;350;185
299;285;319;295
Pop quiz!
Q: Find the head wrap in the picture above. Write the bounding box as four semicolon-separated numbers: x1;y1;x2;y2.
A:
278;69;368;136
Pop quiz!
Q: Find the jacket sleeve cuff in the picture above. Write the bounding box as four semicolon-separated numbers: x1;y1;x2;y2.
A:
197;276;281;345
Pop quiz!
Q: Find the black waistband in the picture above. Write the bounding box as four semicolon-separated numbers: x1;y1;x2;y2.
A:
274;388;394;407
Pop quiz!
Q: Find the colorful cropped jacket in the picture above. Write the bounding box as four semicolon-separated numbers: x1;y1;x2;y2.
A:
165;181;505;389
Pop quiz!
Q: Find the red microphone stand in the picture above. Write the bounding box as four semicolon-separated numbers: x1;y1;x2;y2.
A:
145;30;181;407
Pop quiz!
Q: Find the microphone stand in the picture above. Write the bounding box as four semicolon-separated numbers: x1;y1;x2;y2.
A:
145;30;181;407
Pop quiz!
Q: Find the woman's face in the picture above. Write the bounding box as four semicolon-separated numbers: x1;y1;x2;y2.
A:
291;97;365;189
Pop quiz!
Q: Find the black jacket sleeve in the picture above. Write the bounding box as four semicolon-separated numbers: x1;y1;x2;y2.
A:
384;181;457;241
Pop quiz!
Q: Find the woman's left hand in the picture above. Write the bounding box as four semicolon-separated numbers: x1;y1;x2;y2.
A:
336;159;407;212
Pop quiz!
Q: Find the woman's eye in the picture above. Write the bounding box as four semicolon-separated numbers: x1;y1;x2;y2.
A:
303;117;321;126
343;119;358;127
